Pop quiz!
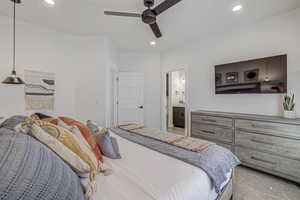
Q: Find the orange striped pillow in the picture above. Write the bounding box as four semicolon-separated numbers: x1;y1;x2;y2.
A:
59;117;103;162
42;117;59;125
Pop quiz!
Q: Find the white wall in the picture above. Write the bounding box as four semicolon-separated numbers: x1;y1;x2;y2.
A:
74;37;118;127
118;52;161;128
161;8;300;117
0;15;118;126
0;15;77;117
104;39;118;128
73;37;106;125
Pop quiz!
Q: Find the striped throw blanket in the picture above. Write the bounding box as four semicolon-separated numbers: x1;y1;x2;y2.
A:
112;128;240;193
119;124;214;152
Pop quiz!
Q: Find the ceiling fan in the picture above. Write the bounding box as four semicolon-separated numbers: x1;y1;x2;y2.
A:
104;0;182;38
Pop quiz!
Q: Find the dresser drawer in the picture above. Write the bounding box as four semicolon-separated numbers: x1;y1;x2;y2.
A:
191;123;233;143
236;130;300;160
235;119;300;139
236;147;300;180
192;114;233;128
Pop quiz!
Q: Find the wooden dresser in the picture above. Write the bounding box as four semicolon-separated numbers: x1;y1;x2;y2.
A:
191;110;300;183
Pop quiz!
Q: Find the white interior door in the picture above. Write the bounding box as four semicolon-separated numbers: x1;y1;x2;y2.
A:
118;72;144;126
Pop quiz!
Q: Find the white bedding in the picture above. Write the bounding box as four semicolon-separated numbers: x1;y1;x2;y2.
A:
83;132;231;200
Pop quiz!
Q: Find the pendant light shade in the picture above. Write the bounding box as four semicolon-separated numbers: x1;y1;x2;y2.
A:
2;70;25;84
2;0;24;85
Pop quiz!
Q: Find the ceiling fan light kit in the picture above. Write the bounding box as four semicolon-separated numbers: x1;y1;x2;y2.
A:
2;0;25;85
104;0;182;38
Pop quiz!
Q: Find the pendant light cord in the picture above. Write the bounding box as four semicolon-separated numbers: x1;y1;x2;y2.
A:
2;0;24;84
13;0;16;71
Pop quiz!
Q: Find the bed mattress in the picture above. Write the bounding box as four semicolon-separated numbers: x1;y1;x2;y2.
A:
82;131;232;200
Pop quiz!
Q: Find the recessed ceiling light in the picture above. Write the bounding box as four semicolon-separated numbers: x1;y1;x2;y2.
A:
150;41;156;46
44;0;55;5
232;4;243;12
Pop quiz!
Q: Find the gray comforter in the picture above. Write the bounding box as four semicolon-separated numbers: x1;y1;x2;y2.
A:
111;128;240;193
0;127;85;200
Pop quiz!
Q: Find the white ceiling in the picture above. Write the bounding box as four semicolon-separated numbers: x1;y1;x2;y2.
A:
0;0;300;51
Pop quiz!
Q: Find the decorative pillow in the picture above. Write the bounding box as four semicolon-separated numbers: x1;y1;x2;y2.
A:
59;117;103;162
0;115;29;131
87;120;107;136
42;117;59;125
28;124;91;177
21;121;99;183
30;114;40;120
31;112;53;120
0;127;85;200
111;137;121;158
95;131;121;159
58;120;92;151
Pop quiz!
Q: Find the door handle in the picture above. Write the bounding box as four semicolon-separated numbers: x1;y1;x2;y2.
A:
251;124;274;129
251;139;274;146
201;130;216;135
202;119;217;123
139;106;144;109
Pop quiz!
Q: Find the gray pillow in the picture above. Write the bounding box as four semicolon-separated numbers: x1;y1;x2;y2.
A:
111;137;121;158
86;120;99;136
95;131;121;159
0;127;85;200
0;115;29;131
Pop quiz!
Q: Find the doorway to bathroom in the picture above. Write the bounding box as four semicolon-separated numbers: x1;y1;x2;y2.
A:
166;70;186;136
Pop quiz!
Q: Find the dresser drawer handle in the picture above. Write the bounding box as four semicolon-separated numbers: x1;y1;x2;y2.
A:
251;139;274;146
202;119;217;123
201;130;216;135
251;124;274;129
250;156;276;165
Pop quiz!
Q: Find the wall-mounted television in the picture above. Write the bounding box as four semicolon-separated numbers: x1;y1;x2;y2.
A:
215;55;287;94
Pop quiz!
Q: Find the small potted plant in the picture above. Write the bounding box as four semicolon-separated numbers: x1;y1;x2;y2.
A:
283;93;297;119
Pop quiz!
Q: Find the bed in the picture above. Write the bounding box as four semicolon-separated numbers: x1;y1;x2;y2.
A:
82;131;235;200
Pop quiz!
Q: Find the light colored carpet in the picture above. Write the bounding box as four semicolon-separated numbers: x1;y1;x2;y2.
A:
235;166;300;200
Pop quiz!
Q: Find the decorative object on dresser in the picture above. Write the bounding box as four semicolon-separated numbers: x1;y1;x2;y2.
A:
283;93;296;119
191;110;300;184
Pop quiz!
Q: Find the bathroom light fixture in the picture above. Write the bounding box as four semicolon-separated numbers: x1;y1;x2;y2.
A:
44;0;55;5
150;41;156;46
232;4;243;12
2;0;24;85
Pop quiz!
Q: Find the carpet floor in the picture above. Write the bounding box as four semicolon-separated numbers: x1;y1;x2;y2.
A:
235;166;300;200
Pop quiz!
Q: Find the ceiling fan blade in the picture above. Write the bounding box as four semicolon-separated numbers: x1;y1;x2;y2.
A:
150;23;162;38
104;11;141;18
153;0;182;16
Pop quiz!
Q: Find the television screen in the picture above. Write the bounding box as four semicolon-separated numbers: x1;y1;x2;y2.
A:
215;55;287;94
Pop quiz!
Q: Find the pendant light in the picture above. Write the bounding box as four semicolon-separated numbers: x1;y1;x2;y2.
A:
2;0;24;85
